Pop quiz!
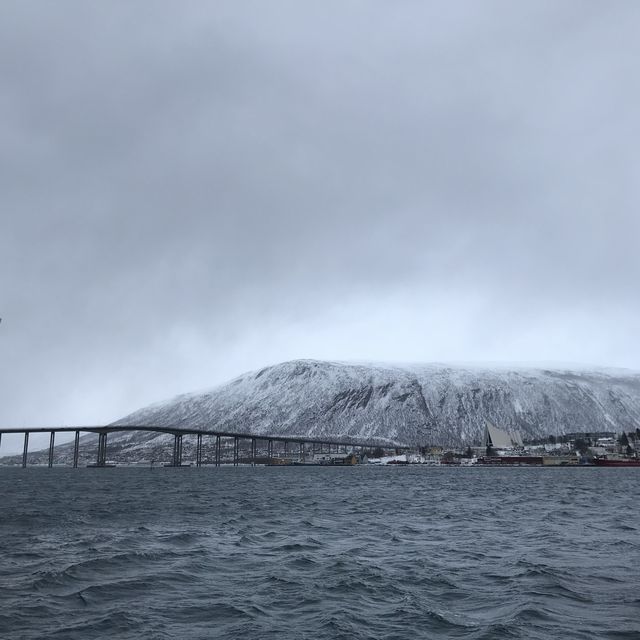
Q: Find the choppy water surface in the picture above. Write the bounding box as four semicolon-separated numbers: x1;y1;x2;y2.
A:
1;466;639;639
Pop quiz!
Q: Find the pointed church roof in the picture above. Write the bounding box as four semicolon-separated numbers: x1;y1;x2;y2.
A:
484;420;523;448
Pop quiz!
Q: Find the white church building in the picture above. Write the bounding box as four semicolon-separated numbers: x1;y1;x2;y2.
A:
483;420;524;451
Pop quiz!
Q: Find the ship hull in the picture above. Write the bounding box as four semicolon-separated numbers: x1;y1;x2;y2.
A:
592;458;640;467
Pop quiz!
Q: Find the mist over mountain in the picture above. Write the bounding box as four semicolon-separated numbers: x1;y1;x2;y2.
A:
113;359;640;447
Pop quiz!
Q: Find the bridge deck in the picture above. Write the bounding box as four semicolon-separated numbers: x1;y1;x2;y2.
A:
0;426;409;468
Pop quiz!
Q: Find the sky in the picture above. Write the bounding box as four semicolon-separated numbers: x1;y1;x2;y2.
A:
2;1;640;452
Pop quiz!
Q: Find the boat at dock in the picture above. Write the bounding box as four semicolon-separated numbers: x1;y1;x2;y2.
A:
592;457;640;467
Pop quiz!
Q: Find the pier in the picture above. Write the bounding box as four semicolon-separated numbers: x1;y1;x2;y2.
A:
0;425;407;468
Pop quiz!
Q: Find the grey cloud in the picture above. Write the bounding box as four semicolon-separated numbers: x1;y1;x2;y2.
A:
1;1;640;451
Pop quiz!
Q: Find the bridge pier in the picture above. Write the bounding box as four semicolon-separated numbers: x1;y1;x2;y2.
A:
172;434;183;467
73;430;80;468
48;431;55;468
0;426;397;470
96;432;108;467
22;432;29;468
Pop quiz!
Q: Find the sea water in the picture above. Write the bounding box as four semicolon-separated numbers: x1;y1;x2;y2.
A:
1;466;638;639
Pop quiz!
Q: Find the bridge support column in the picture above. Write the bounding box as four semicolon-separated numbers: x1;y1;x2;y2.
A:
251;438;256;467
172;434;183;467
233;437;238;466
22;432;29;468
300;442;305;463
196;433;202;467
96;432;108;467
284;441;288;458
48;431;55;468
216;435;221;467
73;431;80;468
268;439;273;463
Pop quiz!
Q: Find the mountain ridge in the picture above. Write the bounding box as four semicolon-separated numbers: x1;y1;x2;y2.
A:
5;359;640;464
112;359;640;446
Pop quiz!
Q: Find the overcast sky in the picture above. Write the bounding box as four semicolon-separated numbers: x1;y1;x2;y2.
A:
2;1;640;451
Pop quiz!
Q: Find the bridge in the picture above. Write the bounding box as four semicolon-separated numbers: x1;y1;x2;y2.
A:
0;426;409;468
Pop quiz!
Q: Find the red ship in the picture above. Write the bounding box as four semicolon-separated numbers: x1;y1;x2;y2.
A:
592;457;640;467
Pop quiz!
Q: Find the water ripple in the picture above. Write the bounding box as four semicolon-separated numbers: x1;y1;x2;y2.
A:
1;466;640;639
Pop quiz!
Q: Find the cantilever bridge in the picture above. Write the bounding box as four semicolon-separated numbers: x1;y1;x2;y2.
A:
0;425;409;468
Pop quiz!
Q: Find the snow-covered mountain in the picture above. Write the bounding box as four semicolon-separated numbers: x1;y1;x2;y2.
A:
7;359;640;464
114;359;640;446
